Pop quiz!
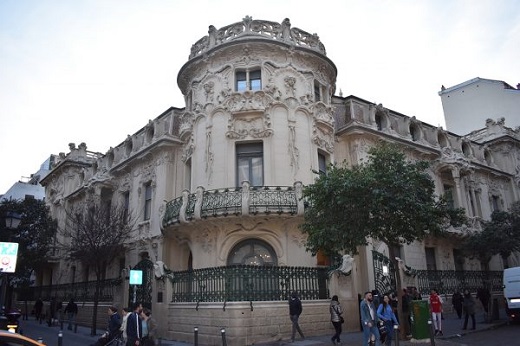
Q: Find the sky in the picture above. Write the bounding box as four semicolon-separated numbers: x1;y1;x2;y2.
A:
1;0;519;194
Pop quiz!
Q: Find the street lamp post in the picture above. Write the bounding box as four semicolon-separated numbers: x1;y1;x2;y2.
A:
1;211;22;311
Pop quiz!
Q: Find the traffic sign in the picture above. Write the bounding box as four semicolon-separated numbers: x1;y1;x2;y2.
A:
0;242;18;273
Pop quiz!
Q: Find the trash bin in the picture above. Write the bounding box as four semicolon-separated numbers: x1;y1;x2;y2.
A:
410;300;430;339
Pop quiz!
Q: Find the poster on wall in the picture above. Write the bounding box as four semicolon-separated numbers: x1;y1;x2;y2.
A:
0;242;19;273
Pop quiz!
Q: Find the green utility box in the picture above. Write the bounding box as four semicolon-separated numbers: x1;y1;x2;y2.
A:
410;300;430;339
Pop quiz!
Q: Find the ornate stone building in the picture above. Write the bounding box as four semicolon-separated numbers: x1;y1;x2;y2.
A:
38;17;520;345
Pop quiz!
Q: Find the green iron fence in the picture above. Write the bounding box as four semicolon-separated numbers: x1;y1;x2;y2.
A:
170;265;329;302
16;278;122;302
416;270;503;296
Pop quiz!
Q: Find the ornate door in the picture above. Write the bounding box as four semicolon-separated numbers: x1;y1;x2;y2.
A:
372;250;397;295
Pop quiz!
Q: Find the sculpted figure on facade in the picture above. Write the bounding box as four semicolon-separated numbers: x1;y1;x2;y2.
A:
203;81;215;103
288;124;300;177
284;76;297;97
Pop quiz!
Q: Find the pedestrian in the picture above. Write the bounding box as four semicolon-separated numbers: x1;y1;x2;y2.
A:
120;307;130;344
429;289;443;336
141;308;158;346
288;291;305;342
33;298;43;321
126;302;143;346
47;297;57;326
377;295;399;346
329;295;343;345
462;289;476;330
401;288;412;338
411;287;422;300
360;291;381;346
64;298;78;330
452;290;463;319
91;306;121;346
476;287;490;314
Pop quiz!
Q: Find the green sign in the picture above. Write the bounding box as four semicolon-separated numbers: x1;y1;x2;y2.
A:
129;270;143;285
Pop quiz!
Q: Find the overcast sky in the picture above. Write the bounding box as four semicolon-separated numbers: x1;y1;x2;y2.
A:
1;0;519;194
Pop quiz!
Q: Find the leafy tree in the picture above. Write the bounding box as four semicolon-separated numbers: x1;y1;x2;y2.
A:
462;201;520;320
300;142;466;331
0;198;57;308
60;202;135;335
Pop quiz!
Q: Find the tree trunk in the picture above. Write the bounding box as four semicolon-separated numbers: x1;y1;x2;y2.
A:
91;274;101;336
388;247;406;340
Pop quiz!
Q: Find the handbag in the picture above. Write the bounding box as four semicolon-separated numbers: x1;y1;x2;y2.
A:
334;306;344;324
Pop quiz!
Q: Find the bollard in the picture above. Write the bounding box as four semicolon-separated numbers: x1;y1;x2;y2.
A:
394;324;399;346
58;330;63;346
221;327;227;346
37;336;43;344
427;320;435;346
194;327;199;346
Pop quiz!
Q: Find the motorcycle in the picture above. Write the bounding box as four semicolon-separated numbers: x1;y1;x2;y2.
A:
0;308;21;333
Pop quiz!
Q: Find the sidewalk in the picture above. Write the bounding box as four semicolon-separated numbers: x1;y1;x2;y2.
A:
254;312;509;346
18;311;508;346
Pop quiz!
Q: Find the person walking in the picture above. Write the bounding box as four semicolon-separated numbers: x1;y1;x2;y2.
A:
462;289;476;330
64;298;78;330
452;290;463;319
429;289;443;336
126;302;143;346
288;291;305;342
141;308;158;346
329;295;343;345
33;298;43;321
91;306;122;346
377;295;399;346
360;291;381;346
401;288;412;338
120;307;130;344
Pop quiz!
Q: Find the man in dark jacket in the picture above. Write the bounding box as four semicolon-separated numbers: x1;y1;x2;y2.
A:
91;306;121;346
289;291;305;342
126;302;143;346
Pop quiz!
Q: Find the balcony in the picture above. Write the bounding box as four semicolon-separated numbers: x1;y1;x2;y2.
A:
163;182;304;227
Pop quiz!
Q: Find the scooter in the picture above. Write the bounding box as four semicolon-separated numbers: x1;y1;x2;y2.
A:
0;308;21;333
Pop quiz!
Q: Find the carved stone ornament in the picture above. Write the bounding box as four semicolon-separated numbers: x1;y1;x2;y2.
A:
224;90;273;113
312;125;334;153
195;228;215;254
226;112;274;140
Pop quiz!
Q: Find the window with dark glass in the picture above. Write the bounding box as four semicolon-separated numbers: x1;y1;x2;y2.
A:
144;183;152;220
314;82;321;102
236;142;263;186
318;152;327;175
227;239;277;266
235;69;262;92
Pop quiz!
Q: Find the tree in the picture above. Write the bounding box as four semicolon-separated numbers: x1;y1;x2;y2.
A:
0;198;57;307
60;202;135;335
300;142;466;333
462;201;520;321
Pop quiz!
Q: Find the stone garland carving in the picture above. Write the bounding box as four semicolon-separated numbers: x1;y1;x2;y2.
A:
226;115;274;139
195;228;215;254
312;126;334;153
205;129;214;184
284;76;296;97
181;136;195;162
288;124;300;177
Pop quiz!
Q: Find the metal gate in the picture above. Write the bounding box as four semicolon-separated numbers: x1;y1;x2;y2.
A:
128;258;154;309
372;250;397;295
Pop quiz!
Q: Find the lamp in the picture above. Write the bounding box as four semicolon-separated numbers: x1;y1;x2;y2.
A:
4;212;22;230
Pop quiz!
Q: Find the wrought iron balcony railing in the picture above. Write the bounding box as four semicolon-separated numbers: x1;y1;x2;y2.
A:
169;265;329;303
163;182;304;227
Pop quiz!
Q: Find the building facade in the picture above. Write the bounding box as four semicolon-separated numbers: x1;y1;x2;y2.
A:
36;17;520;345
439;77;520;135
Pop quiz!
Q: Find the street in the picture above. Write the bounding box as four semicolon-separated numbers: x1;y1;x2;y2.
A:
436;322;520;346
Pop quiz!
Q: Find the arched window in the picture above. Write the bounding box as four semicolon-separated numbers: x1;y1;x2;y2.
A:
227;239;277;266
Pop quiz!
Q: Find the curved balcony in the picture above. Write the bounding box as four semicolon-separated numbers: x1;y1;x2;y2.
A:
189;16;326;60
162;181;304;228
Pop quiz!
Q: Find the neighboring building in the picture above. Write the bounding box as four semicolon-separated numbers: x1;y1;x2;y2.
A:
439;77;520;135
35;17;520;345
1;155;55;201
